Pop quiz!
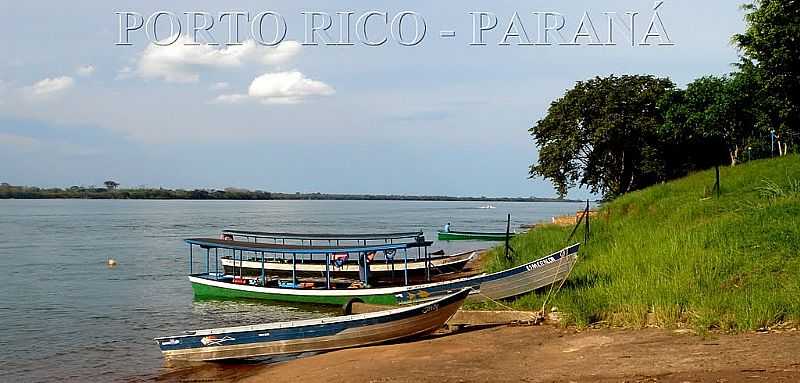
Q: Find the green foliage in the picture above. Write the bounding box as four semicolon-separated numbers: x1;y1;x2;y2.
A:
661;73;766;168
734;0;800;141
0;184;572;202
529;75;676;199
531;1;800;199
489;155;800;332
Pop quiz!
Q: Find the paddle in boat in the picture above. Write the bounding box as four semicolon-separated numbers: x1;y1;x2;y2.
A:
155;288;471;361
185;236;580;306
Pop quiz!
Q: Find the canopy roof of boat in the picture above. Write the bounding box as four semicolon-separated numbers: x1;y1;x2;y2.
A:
222;229;424;241
186;238;426;254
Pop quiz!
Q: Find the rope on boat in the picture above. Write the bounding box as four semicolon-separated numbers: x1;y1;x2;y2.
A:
473;290;543;324
539;253;578;317
539;201;590;316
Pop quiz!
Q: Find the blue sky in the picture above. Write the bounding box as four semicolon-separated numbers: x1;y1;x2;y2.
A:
0;1;746;198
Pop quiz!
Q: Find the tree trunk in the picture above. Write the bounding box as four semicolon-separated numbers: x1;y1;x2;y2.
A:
729;145;739;167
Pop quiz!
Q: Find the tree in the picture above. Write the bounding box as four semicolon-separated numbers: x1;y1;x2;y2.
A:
529;75;675;199
661;73;765;167
734;0;800;149
104;180;120;191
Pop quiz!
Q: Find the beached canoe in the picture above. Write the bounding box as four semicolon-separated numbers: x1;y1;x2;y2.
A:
437;230;516;241
219;249;479;282
155;288;470;361
186;239;579;305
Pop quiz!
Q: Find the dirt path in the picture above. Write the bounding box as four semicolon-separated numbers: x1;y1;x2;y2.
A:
158;325;800;383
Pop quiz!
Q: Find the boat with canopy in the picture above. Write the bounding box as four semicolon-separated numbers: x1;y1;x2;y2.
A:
186;237;580;306
155;288;470;361
219;229;477;281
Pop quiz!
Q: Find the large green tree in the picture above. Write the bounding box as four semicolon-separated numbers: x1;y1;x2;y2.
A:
661;73;764;168
734;0;800;147
529;75;675;199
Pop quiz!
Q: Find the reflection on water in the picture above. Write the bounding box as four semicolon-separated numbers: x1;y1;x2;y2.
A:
0;199;582;382
188;299;337;329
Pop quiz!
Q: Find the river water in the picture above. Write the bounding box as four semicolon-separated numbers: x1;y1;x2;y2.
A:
0;199;580;382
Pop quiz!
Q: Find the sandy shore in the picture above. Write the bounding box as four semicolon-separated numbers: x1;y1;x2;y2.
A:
156;325;800;383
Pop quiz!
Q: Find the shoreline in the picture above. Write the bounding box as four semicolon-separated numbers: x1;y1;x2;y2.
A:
0;184;586;203
155;324;800;382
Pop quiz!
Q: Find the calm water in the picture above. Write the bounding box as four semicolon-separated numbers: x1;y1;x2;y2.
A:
0;200;580;382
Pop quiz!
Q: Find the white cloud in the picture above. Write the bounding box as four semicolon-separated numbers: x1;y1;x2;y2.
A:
262;41;302;65
216;71;335;105
135;36;302;83
249;71;334;104
212;93;248;104
76;65;95;76
24;76;75;98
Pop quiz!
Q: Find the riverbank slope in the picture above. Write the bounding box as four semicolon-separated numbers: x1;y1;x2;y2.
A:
485;155;800;331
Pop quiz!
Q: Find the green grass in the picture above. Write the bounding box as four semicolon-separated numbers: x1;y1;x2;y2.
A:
482;155;800;332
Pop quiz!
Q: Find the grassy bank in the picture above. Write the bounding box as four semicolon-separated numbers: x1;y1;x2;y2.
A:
485;155;800;332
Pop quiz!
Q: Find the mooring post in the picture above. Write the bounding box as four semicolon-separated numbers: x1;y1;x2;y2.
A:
425;246;430;282
292;253;297;285
584;200;590;244
504;213;512;261
325;253;331;289
260;251;265;286
404;248;409;286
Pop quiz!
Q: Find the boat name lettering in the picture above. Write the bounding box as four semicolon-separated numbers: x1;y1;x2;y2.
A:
421;304;439;314
200;335;236;346
525;256;556;271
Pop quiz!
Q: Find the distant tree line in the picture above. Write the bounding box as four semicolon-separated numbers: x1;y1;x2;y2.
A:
0;183;578;203
530;0;799;199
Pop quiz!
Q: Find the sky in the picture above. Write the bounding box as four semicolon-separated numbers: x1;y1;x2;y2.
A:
0;1;746;198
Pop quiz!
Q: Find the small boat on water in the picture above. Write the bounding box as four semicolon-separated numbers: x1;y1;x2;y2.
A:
220;249;479;283
437;229;516;241
155;288;470;361
185;237;579;305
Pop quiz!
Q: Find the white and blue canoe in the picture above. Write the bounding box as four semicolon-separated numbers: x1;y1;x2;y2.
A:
155;288;470;361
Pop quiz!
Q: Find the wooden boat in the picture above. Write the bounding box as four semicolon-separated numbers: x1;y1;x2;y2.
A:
437;230;516;241
186;238;579;305
155;288;470;361
219;249;479;282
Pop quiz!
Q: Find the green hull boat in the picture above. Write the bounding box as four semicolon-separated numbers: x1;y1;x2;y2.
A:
437;230;515;241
